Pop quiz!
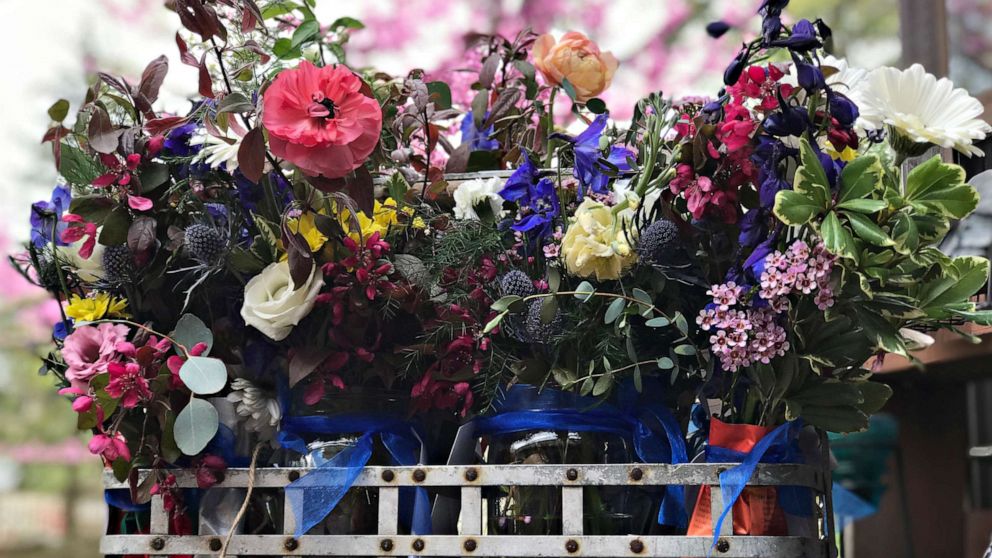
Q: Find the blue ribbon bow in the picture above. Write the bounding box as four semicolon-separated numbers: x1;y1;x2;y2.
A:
705;420;812;548
277;413;432;538
472;382;689;528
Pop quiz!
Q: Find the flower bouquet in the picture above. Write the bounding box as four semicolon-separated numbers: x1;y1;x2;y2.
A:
15;0;992;548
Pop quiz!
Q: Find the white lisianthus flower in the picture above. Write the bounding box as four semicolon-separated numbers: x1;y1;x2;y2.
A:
241;261;324;341
561;198;637;281
58;233;105;283
191;129;245;171
452;176;506;220
858;64;992;157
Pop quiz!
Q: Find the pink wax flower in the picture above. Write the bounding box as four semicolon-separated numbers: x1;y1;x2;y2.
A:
262;61;382;178
105;361;152;408
62;323;130;387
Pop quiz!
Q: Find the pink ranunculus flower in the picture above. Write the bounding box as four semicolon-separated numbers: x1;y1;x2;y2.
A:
532;31;619;102
262;61;382;178
62;323;130;388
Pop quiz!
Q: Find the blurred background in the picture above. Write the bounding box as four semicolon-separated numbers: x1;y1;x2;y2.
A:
1;1;991;557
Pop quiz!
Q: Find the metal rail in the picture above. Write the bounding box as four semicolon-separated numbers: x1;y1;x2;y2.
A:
101;463;835;557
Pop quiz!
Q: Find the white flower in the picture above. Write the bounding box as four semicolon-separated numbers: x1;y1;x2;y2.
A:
899;328;935;351
226;378;281;440
58;233;105;283
858;63;992;157
241;261;324;341
191;130;244;171
452;176;506;220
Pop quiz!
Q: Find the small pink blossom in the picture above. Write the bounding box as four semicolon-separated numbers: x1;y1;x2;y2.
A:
88;431;131;463
105;361;152;408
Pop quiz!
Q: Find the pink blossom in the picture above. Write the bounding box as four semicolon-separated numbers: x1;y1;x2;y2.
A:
105;361;152;408
88;432;131;463
62;323;130;388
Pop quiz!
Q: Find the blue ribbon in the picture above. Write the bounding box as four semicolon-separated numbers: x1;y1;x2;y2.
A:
105;489;151;513
277;413;432;538
705;420;811;548
472;382;689;529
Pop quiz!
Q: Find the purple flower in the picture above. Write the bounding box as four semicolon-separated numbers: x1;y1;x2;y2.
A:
724;46;751;86
706;21;731;38
771;19;821;52
763;93;810;137
828;92;860;128
794;59;826;92
499;154;561;242
30;184;71;248
460;111;499;151
554;113;634;198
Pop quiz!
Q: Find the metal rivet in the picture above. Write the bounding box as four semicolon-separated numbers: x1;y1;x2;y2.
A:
412;538;425;551
630;539;645;554
380;539;394;552
464;468;479;482
565;539;579;553
413;469;426;482
566;468;578;481
284;538;299;551
382;469;395;482
288;470;301;482
209;538;222;551
630;467;644;481
463;539;477;552
150;537;165;551
716;538;731;553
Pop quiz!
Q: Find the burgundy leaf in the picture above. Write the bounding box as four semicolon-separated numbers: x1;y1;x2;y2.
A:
198;53;215;99
175;33;198;67
479;54;500;89
138;55;169;105
445;142;471;174
97;72;131;97
127;216;158;267
288;347;333;388
484;88;523;129
237;127;266;183
88;106;122;154
345;167;375;216
286;243;313;290
144;115;190;136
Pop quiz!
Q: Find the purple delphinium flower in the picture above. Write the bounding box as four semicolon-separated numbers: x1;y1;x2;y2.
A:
499;154;561;243
460;111;499;151
554;113;634;199
30;184;72;248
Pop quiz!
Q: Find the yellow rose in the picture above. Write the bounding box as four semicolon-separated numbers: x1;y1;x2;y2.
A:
561;199;637;281
532;31;619;102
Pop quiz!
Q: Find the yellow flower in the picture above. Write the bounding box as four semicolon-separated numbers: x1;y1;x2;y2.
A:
412;216;427;230
65;293;128;322
341;197;407;241
286;211;328;252
561;199;637;281
826;145;858;162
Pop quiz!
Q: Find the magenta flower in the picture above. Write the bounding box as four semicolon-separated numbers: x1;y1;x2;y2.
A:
88;431;131;463
62;323;129;388
105;361;152;408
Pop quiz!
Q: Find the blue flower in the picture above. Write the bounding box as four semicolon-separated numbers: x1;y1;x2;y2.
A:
706;21;731;39
752;137;795;209
30;184;71;248
724;46;751;86
460;111;499;151
763;93;810;138
499;155;561;242
770;19;821;52
555;114;634;198
164;122;211;180
53;319;73;341
828;92;860;128
794;58;826;92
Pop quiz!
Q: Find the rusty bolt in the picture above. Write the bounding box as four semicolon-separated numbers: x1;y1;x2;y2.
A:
382;469;395;482
463;539;478;552
566;468;579;481
412;538;425;551
464;468;479;481
630;539;645;554
716;538;731;553
565;539;579;553
288;470;301;482
413;469;427;482
630;467;644;481
208;538;222;552
150;537;165;551
284;538;299;551
380;539;394;552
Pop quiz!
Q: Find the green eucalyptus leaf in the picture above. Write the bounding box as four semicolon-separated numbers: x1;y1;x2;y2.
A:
178;356;228;395
491;295;522;312
171;314;213;355
574;281;595;302
604;297;626;324
174;398;219;456
632;288;653;316
645;317;671;328
657;357;675;370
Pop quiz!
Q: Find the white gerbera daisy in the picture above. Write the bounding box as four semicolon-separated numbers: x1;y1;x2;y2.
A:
858;63;991;158
821;56;870;117
191;130;244;171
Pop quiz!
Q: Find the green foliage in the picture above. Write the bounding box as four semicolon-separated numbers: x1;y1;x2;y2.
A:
173;397;219;456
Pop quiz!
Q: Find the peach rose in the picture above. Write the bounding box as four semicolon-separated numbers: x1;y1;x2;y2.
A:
532;31;619;102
